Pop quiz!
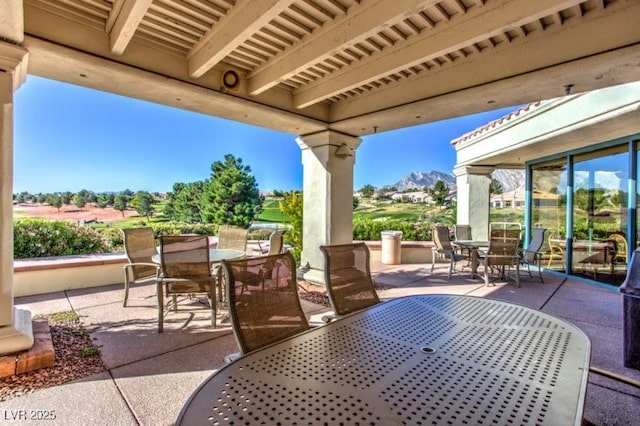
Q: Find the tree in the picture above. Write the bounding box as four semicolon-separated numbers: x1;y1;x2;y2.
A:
113;193;129;217
353;196;360;209
359;184;375;198
279;191;303;264
96;193;109;209
131;191;155;222
429;180;449;207
73;190;90;210
61;191;73;205
164;181;206;223
490;178;504;194
47;194;63;212
201;154;262;228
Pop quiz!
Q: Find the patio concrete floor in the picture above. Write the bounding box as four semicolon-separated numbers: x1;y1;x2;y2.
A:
7;260;640;425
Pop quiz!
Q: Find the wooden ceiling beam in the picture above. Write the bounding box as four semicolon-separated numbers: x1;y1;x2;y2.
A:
188;0;294;78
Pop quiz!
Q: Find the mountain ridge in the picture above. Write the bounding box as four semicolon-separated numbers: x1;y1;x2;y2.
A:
388;169;525;192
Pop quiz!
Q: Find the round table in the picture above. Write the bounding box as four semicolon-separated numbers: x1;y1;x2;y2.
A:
151;248;246;264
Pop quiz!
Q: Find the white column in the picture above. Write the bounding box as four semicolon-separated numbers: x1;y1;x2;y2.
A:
454;166;493;241
0;37;32;355
296;131;361;284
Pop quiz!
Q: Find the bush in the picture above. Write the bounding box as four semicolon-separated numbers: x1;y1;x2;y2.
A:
151;222;218;237
14;218;110;259
352;218;431;241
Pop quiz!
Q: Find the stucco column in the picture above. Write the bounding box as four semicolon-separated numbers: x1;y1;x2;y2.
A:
454;166;494;241
0;37;32;354
296;131;361;285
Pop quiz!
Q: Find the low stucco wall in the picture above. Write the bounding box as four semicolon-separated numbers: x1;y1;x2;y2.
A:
13;254;127;297
13;241;435;297
365;241;433;264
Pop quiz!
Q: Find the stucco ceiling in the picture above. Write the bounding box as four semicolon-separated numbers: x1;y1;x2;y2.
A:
11;0;640;137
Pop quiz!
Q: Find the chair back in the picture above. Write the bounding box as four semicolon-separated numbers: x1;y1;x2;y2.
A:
454;224;472;241
267;230;285;255
159;235;211;279
217;225;248;252
523;228;546;263
432;225;453;251
609;232;628;262
486;239;520;267
122;227;157;280
320;243;379;316
222;251;309;354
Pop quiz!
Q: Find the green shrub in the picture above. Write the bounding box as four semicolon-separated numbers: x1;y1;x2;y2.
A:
96;227;124;252
151;222;218;237
14;218;110;259
352;218;431;241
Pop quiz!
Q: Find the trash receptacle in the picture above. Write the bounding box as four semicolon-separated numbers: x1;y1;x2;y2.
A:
381;231;402;265
620;248;640;369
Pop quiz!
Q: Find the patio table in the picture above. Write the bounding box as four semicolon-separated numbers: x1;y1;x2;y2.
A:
452;240;489;278
176;295;591;425
152;248;246;303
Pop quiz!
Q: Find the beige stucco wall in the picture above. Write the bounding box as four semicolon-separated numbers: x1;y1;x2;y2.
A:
12;243;435;297
13;255;127;297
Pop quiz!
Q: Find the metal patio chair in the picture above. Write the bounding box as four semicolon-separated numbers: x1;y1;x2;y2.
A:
222;251;309;360
156;235;217;333
431;225;466;279
521;227;546;282
121;227;159;307
320;242;380;320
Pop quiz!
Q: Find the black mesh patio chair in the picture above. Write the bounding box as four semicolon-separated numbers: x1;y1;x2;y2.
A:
156;235;217;333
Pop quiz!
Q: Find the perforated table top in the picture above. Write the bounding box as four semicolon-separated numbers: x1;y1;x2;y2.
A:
177;295;590;425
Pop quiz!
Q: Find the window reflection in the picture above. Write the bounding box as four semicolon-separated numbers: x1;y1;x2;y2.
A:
571;145;628;284
531;160;567;272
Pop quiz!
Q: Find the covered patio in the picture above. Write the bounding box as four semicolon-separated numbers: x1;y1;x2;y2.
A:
2;0;640;353
4;262;640;425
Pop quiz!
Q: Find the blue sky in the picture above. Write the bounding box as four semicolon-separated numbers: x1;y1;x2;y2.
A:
14;76;518;194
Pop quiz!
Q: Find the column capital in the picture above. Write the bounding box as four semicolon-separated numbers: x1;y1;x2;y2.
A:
453;165;494;178
296;130;361;152
0;41;28;92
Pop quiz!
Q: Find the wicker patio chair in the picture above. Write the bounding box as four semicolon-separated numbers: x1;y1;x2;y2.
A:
609;232;628;264
521;227;546;282
431;225;466;279
121;227;159;307
217;225;248;252
156;235;217;333
222;251;309;359
320;243;380;320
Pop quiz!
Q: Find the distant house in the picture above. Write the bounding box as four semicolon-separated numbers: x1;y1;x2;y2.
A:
490;188;525;209
391;191;433;204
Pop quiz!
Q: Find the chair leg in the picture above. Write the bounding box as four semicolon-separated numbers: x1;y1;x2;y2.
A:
515;263;520;288
157;282;164;333
431;249;436;273
123;269;130;307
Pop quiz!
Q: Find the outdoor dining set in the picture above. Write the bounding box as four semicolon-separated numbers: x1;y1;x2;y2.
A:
119;225;591;425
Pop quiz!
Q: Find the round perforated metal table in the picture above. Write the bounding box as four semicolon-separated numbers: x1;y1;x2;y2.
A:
177;295;590;425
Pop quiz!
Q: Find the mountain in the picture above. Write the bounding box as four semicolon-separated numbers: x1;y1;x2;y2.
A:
392;171;456;191
491;169;525;192
389;169;525;192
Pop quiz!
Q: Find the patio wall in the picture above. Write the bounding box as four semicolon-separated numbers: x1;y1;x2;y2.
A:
12;242;434;297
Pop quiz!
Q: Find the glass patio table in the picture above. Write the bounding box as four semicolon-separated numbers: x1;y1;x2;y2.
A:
176;295;591;425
